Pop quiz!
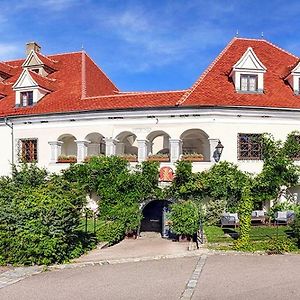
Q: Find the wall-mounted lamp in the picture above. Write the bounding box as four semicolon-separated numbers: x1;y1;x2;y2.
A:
214;140;224;162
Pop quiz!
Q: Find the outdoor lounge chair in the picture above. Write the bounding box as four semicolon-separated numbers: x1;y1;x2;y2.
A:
251;210;266;224
221;213;239;228
274;211;295;225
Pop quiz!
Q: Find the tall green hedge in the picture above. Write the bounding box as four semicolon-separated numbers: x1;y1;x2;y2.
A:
0;166;86;265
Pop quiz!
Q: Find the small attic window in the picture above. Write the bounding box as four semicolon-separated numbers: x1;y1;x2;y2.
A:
20;91;33;107
32;69;39;74
240;75;258;92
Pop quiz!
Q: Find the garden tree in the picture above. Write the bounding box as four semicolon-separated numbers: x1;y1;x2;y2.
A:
63;156;161;244
168;200;200;237
0;164;87;265
235;185;253;251
168;160;201;200
252;132;300;204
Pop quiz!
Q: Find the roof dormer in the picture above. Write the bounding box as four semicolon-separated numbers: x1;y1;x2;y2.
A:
22;42;56;77
230;47;267;93
285;61;300;95
12;69;52;107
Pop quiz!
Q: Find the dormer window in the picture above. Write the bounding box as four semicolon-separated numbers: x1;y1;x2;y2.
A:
241;75;258;92
230;47;266;94
20;91;33;106
285;61;300;94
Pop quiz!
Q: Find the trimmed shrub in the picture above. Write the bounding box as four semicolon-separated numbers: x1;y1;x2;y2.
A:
169;200;199;236
0;172;86;265
203;199;227;225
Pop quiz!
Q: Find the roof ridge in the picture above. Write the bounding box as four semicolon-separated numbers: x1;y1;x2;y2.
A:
176;37;237;106
262;39;298;59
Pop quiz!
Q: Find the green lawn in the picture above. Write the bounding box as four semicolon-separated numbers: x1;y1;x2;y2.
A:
78;218;105;234
204;225;292;244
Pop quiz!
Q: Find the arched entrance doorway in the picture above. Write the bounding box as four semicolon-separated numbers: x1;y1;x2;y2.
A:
140;200;173;238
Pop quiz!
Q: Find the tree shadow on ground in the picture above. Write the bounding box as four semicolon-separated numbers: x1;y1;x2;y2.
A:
222;228;239;240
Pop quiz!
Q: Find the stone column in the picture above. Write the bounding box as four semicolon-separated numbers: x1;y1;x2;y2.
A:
48;141;63;163
209;138;220;162
137;139;149;162
104;138;117;156
169;139;182;163
75;140;90;163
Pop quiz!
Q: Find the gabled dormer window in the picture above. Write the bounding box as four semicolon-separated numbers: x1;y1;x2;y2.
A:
285;61;300;94
230;47;266;94
20;91;33;106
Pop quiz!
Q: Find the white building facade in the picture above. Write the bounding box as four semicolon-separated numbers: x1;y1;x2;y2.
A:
1;38;300;200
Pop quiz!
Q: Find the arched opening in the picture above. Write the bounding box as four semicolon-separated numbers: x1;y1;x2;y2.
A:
140;200;173;237
58;134;77;156
180;129;210;161
147;130;170;155
85;132;105;156
115;131;138;156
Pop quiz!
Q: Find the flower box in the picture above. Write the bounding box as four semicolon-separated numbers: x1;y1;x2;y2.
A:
181;153;204;162
181;157;204;162
119;155;138;162
147;156;170;162
57;155;77;163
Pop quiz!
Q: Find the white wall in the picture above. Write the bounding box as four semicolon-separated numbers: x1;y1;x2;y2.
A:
6;106;300;175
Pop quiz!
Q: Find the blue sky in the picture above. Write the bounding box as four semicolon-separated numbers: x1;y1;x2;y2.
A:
0;0;299;91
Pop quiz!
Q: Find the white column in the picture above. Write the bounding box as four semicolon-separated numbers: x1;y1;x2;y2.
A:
75;140;90;163
105;138;117;156
137;139;149;162
48;141;63;163
169;139;182;163
209;138;219;162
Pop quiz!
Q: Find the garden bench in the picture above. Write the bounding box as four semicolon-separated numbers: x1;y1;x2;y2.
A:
251;210;266;224
274;211;295;225
221;213;239;228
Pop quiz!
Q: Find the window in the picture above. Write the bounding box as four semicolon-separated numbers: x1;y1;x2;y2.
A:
19;139;38;162
238;134;262;160
20;91;33;106
240;75;258;92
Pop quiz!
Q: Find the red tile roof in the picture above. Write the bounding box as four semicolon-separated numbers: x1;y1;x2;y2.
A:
1;38;300;118
177;38;300;109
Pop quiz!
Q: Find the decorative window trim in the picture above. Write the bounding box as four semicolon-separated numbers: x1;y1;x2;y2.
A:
17;138;38;163
237;133;262;160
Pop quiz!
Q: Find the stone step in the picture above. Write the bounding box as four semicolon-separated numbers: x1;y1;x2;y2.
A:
139;231;162;239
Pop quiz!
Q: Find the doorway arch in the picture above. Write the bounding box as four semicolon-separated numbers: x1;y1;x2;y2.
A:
140;199;174;237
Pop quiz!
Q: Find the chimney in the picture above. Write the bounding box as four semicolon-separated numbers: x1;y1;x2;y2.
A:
26;42;41;55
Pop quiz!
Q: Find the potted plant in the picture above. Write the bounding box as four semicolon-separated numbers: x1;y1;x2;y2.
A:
119;154;138;162
147;153;170;162
57;155;77;163
181;152;204;162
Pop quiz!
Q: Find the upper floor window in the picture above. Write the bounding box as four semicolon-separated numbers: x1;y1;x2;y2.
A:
20;91;33;107
19;139;38;162
240;75;258;92
238;133;262;160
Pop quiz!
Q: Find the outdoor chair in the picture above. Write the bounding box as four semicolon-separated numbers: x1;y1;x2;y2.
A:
274;211;295;225
221;213;239;228
251;210;266;224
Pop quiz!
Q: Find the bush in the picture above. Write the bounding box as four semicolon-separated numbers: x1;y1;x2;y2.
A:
292;208;300;247
266;236;297;254
203;199;227;225
169;200;199;236
0;169;86;265
96;221;126;245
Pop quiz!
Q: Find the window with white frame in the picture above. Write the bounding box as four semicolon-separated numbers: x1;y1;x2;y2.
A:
240;75;258;92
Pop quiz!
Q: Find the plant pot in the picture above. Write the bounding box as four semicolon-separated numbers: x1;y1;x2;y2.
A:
124;157;138;162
